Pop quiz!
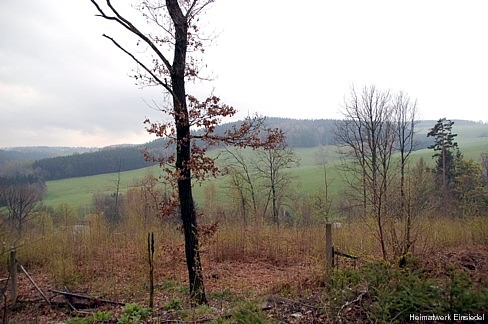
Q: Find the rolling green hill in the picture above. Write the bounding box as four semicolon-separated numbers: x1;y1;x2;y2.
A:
43;165;161;209
42;120;488;212
24;118;485;181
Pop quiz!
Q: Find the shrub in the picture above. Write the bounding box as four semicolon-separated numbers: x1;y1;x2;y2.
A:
66;310;113;324
226;301;272;324
118;303;151;324
163;298;183;311
329;261;488;322
446;269;488;313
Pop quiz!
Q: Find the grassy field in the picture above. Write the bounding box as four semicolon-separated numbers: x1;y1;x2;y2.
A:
44;165;161;209
43;123;488;211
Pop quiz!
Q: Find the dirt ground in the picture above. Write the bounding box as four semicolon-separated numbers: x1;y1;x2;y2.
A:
1;245;487;323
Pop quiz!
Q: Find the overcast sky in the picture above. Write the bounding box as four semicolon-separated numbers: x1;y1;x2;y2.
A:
1;0;487;148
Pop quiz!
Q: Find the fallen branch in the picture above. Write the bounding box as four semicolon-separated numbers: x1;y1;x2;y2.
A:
18;263;51;305
48;289;125;306
2;274;9;324
337;290;368;319
333;249;358;260
262;294;319;311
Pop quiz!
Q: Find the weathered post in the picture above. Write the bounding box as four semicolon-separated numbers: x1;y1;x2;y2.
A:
325;223;333;274
9;249;17;303
147;232;154;309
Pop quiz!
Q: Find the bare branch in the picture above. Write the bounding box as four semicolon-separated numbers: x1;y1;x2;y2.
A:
102;34;174;96
186;0;214;21
90;0;173;71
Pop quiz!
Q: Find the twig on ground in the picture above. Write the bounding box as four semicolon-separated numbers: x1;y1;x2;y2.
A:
48;289;125;306
18;262;51;305
337;290;368;320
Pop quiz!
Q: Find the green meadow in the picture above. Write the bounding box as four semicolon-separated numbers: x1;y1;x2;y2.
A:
43;124;488;212
44;165;160;210
43;146;344;211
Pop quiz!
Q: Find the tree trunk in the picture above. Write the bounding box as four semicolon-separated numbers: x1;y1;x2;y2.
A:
169;0;206;304
271;183;278;225
400;151;408;254
376;203;387;260
442;145;446;190
174;88;207;305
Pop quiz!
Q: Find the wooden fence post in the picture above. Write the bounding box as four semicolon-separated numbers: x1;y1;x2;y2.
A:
9;250;17;304
148;232;154;309
325;223;333;273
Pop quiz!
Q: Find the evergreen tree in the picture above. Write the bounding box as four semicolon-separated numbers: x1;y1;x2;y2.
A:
454;158;488;216
427;118;459;189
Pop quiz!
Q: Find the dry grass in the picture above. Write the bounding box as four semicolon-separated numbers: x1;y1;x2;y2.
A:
2;213;487;304
209;223;324;265
1;212;487;323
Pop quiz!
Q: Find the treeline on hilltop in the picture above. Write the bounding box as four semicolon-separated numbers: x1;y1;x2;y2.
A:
30;119;343;181
210;117;437;148
11;118;481;181
146;118;365;148
33;147;156;180
254;118;338;147
0;150;51;165
0;146;96;164
263;118;479;149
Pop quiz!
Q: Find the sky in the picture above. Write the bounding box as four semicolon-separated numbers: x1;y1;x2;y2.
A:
1;0;487;148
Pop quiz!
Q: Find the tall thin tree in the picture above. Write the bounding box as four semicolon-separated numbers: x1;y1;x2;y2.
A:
336;85;396;259
427;118;458;190
255;142;298;225
89;0;283;304
393;92;417;254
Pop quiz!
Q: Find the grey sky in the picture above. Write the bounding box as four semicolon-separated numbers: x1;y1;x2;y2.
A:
1;0;487;148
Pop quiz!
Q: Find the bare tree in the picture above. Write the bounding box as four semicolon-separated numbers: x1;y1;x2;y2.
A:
224;148;259;225
0;182;44;236
310;162;333;223
89;0;282;304
255;143;299;225
480;152;488;186
92;192;124;226
227;169;250;225
335;90;369;216
136;174;168;227
392;92;417;255
335;85;396;259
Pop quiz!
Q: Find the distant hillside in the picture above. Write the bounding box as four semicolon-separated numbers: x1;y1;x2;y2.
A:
265;118;484;149
148;118;483;149
11;118;487;181
142;118;337;150
33;146;155;180
0;146;96;164
255;118;338;147
32;118;341;180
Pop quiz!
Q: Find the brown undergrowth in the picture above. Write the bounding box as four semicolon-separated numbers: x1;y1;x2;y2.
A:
1;215;487;322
